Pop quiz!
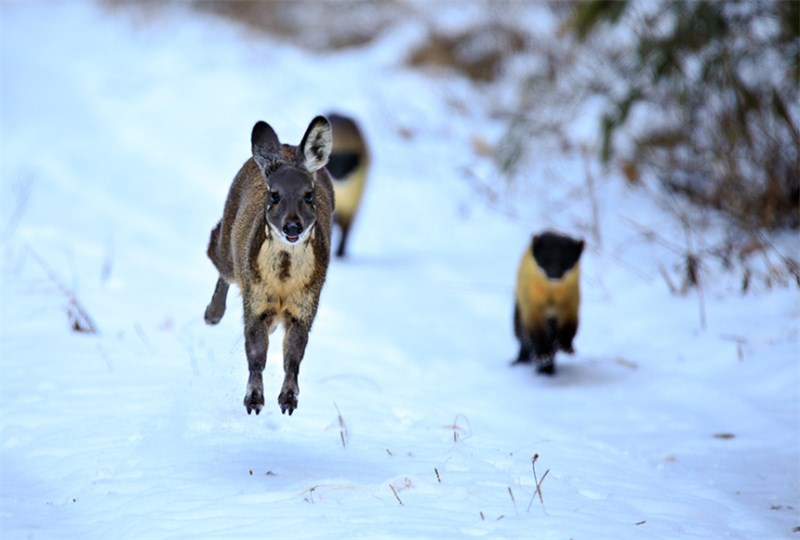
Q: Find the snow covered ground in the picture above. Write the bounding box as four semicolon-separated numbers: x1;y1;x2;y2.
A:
1;2;798;539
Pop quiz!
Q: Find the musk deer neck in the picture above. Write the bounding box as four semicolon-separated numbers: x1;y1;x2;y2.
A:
253;224;317;287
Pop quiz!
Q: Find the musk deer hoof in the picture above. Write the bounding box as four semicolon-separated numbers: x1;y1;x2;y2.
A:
244;387;265;415
278;389;298;416
204;303;225;325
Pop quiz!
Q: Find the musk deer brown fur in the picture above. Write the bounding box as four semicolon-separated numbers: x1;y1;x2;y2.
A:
204;116;334;416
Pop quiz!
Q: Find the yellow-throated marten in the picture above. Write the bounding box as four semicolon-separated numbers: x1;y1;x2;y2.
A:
326;113;370;258
513;231;584;375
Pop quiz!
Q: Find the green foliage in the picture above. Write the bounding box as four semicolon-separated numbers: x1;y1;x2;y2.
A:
570;0;628;40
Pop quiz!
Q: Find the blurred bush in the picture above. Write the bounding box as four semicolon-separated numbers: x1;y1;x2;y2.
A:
190;0;403;50
570;0;798;231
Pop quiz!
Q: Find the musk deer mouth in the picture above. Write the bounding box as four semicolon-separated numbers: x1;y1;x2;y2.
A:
270;223;311;246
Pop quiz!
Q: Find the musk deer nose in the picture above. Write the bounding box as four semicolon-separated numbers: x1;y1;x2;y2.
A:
282;221;302;237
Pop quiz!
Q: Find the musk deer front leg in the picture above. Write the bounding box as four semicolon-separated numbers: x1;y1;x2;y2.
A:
278;317;309;415
243;312;271;415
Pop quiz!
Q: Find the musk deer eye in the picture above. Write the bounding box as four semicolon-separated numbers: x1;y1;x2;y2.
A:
269;191;280;205
304;191;314;204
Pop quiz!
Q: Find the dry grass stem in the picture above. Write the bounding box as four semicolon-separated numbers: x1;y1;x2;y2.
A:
658;264;677;294
334;402;349;447
508;486;518;514
582;145;602;248
28;247;98;334
527;454;550;512
389;484;403;506
446;413;472;444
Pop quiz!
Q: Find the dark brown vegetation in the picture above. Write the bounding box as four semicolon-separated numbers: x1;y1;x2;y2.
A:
408;23;527;82
572;0;799;233
192;0;402;50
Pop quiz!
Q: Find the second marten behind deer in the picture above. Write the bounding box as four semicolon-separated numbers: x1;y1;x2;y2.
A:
326;113;369;258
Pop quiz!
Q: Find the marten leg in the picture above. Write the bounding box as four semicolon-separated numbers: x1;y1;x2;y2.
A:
279;316;309;415
557;319;578;354
531;319;557;375
334;215;352;258
512;304;533;364
204;277;229;325
243;310;271;415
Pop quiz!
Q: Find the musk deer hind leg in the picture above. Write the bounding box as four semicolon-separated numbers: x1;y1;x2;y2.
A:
204;277;229;325
278;317;310;415
243;312;270;415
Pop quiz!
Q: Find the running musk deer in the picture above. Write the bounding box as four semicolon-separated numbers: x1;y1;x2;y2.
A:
204;116;334;416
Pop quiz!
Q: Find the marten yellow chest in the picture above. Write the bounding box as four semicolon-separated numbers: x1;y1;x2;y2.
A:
332;167;367;217
516;254;580;328
248;230;317;327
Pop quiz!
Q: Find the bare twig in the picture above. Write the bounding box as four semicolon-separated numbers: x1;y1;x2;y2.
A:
582;144;602;248
446;413;472;444
658;263;677;294
389;484;403;506
135;322;154;352
96;343;114;373
27;247;98;334
536;469;550;504
334;402;348;447
301;485;318;504
682;224;707;330
508;486;518;514
721;334;747;361
434;468;441;483
4;175;34;241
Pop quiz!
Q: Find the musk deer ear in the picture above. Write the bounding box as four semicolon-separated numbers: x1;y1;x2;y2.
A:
575;239;585;257
297;116;332;173
251;121;282;176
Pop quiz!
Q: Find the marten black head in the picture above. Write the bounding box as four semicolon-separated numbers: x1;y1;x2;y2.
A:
326;113;362;181
531;232;585;280
326;152;360;180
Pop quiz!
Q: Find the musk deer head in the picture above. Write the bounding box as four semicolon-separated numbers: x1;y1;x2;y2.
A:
251;116;332;245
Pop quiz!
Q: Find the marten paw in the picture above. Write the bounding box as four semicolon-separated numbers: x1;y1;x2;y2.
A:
244;385;265;415
536;359;556;376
